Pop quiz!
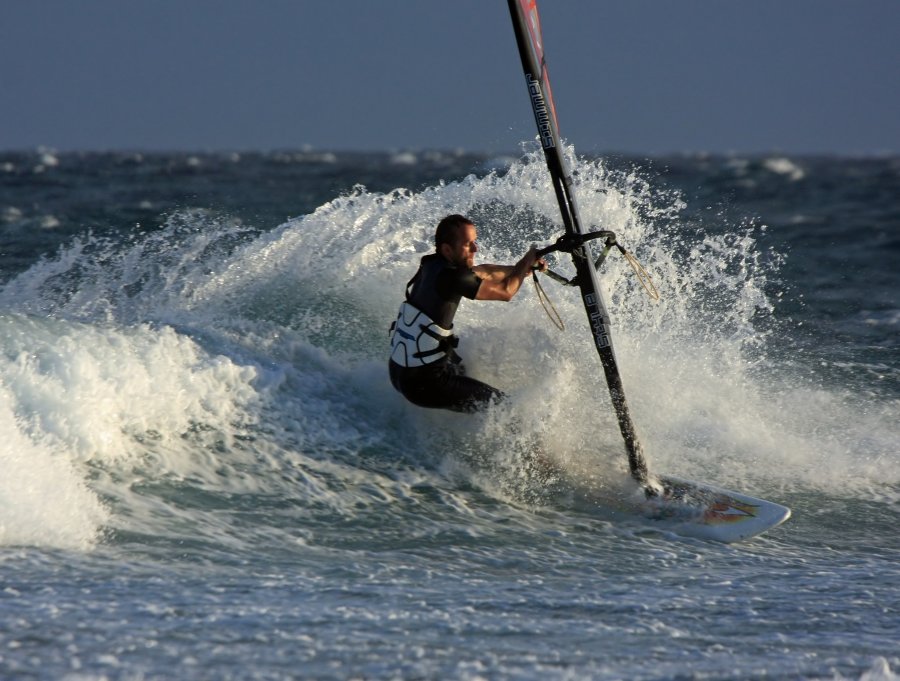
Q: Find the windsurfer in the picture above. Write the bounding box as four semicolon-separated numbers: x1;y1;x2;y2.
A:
388;214;546;413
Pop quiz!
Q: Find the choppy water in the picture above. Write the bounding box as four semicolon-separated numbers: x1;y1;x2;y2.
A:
1;148;898;680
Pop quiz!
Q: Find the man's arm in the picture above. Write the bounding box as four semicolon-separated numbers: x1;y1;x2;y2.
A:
471;264;513;281
473;248;544;301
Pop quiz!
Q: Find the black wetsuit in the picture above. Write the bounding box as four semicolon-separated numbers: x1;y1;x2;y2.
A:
389;254;505;413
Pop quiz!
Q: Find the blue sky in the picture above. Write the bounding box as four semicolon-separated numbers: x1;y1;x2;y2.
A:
2;0;897;155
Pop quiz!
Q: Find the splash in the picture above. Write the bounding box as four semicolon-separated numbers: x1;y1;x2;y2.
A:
0;313;264;549
0;395;107;551
0;149;896;551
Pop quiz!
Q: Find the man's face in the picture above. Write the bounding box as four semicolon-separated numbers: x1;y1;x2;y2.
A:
442;223;479;269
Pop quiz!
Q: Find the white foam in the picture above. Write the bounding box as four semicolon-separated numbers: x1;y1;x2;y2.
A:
266;147;893;496
0;391;108;551
38;151;59;168
39;215;61;229
763;156;805;181
390;151;418;165
0;314;263;548
2;206;23;222
0;147;896;549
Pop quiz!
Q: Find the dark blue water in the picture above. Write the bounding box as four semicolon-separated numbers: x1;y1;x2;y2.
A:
1;148;897;680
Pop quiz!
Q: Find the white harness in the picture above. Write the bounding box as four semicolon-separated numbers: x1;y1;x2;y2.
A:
389;301;458;367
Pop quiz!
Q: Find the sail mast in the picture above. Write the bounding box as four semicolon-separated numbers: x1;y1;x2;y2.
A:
506;0;650;485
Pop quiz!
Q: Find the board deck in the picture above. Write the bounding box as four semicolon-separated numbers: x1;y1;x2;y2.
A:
633;476;791;543
562;471;790;543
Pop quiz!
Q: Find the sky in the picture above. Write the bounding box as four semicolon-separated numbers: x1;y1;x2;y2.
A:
1;0;898;156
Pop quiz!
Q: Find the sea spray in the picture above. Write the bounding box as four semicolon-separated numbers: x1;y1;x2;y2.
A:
0;148;897;680
0;394;107;550
0;149;896;554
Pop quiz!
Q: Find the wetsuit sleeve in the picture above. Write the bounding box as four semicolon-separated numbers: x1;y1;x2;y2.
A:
436;267;481;300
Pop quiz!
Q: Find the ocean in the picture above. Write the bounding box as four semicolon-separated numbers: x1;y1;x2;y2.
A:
0;147;897;680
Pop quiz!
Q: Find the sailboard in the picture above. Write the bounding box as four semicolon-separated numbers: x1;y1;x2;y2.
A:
506;0;790;542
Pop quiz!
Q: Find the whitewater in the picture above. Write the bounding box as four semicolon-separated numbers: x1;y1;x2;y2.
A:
0;148;897;680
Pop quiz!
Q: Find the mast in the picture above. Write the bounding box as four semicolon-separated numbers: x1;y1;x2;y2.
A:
506;0;650;485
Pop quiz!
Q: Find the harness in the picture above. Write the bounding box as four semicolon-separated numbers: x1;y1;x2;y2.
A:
389;301;460;367
388;262;461;367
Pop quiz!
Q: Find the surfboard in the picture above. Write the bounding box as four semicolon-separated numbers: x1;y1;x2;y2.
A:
635;477;791;542
565;474;791;543
506;0;791;542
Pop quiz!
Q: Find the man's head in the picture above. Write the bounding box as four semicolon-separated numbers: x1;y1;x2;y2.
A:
435;214;478;269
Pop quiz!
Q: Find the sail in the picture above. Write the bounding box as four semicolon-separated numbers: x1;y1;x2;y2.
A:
507;0;650;484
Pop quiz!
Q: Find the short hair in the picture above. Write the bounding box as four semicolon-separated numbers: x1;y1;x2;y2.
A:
435;214;473;252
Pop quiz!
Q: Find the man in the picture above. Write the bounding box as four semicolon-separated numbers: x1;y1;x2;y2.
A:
389;214;545;413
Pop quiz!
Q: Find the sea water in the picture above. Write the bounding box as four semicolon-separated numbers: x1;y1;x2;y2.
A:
0;148;897;680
